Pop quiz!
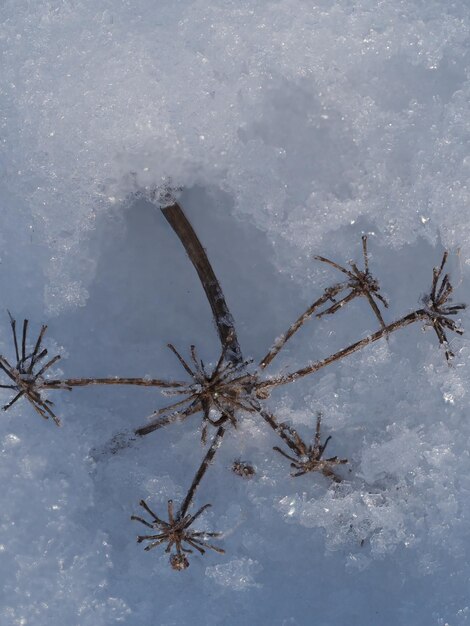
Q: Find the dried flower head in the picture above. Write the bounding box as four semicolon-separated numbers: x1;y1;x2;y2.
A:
273;412;347;481
421;252;466;360
315;235;388;328
131;499;224;570
0;314;64;425
136;341;257;442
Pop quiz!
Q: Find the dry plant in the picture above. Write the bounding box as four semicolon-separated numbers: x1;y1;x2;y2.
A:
273;412;347;481
0;199;466;570
131;499;224;571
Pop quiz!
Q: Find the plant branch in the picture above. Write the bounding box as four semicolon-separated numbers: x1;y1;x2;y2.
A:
260;284;346;369
161;202;242;363
257;309;427;390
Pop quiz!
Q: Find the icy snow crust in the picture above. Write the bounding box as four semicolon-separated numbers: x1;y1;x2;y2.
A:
0;1;470;625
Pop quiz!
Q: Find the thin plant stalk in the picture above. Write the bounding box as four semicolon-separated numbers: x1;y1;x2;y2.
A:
259;284;345;369
43;377;186;390
257;309;428;391
178;426;226;518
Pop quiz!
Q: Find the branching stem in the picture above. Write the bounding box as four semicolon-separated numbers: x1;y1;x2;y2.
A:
161;201;243;515
161;202;242;363
256;406;304;456
259;285;345;369
178;426;226;518
258;309;427;390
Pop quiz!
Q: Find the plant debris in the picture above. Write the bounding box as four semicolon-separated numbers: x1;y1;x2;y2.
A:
0;199;465;569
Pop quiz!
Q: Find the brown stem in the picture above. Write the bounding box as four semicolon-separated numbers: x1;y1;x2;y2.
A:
161;202;241;363
160;201;243;513
43;377;185;390
179;426;226;518
258;309;427;389
260;285;346;369
135;401;200;437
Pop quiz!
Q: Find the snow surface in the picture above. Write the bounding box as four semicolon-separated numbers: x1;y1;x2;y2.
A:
0;1;470;625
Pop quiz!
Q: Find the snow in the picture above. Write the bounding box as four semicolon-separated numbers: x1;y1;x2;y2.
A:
1;1;470;625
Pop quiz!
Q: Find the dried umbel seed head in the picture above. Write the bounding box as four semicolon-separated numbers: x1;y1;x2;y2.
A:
232;460;256;479
0;196;464;576
131;499;224;570
0;314;64;425
314;235;388;329
421;251;466;360
273;412;347;482
136;341;258;442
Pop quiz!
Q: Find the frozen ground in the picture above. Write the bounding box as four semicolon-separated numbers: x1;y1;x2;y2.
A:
1;1;470;625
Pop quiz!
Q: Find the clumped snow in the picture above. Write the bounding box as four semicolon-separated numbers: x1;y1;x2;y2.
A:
0;1;470;625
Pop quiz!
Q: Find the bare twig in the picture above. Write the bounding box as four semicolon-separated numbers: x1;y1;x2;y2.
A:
43;377;186;389
1;198;465;571
260;284;346;369
260;236;387;369
255;405;307;457
257;309;427;390
161;202;241;362
135;401;201;437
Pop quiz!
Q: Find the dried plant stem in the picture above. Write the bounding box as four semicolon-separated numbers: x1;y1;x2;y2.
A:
135;402;200;437
43;377;185;390
258;309;428;390
1;201;464;567
260;285;345;369
179;426;226;518
152;202;317;508
256;406;305;456
161;202;243;514
161;202;242;362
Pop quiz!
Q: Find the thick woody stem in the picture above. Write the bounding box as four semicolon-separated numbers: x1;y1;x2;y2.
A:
161;202;242;363
258;309;427;390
